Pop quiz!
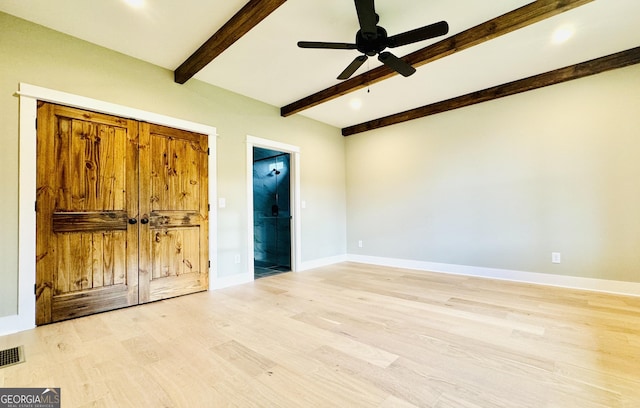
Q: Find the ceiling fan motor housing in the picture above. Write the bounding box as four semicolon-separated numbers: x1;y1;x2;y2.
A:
297;2;449;80
356;26;388;56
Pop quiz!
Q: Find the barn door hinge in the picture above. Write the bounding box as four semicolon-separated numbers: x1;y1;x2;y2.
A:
34;284;36;295
208;204;210;211
207;148;210;156
34;201;37;212
208;260;211;268
35;118;37;129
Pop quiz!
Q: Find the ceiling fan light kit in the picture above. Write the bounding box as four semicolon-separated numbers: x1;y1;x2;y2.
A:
297;0;449;80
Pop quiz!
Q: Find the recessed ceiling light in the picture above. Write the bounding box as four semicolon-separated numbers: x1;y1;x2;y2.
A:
552;25;575;45
123;0;145;9
349;98;362;110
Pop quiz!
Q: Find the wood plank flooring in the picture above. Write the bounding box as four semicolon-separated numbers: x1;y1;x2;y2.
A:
1;262;640;407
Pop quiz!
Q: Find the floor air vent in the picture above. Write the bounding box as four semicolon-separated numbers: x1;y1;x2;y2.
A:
0;346;25;368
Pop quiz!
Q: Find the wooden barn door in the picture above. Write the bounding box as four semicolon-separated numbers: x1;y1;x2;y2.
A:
36;103;209;325
36;103;139;324
138;123;209;303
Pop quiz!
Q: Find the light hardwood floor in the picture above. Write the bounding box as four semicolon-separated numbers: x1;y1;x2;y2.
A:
1;262;639;407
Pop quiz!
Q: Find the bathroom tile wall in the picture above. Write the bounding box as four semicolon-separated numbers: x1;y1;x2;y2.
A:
253;149;291;268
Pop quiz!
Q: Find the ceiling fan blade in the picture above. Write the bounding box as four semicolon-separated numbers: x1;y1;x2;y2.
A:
298;41;358;50
354;0;378;39
338;55;368;80
378;51;416;77
387;21;449;48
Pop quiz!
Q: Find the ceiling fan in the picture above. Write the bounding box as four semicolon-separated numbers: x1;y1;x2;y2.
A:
297;0;449;80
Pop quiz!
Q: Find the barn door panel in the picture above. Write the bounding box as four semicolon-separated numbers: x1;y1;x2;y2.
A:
36;103;139;324
138;123;209;303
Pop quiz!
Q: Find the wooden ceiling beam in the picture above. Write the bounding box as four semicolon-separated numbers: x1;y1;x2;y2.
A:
280;0;594;117
175;0;287;84
342;46;640;136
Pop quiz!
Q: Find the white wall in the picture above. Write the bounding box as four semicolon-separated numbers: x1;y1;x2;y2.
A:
0;12;347;318
346;64;640;283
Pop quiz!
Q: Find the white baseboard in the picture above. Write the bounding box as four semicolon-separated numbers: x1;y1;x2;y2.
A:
299;255;348;272
4;254;636;337
0;314;35;337
347;254;640;297
211;273;253;290
0;272;252;336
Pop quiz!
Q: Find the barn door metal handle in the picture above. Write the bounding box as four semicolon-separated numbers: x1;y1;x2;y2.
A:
140;217;149;224
128;218;138;225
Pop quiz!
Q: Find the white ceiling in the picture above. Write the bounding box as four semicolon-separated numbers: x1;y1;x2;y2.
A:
2;0;639;129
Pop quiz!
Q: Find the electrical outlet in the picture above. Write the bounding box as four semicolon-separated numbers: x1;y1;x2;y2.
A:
234;254;241;264
552;252;561;264
358;240;363;248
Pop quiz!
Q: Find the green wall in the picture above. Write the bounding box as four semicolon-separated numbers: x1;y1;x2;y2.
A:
2;10;639;320
346;63;640;282
0;12;347;317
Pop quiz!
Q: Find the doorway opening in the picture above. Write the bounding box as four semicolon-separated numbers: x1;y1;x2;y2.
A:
253;147;291;278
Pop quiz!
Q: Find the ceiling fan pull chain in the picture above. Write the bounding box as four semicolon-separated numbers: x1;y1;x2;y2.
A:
367;59;371;93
